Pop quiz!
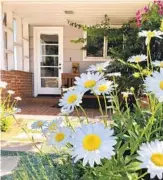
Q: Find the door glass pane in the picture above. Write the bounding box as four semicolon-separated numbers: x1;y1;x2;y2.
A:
41;67;58;77
41;78;58;87
41;56;58;66
40;34;58;44
41;45;58;55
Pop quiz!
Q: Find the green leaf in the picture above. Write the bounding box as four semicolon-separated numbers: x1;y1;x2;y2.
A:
126;162;141;172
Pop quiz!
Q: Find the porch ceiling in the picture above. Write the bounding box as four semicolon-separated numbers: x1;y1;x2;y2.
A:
3;0;153;25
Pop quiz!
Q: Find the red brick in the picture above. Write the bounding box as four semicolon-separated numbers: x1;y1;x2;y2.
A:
0;70;33;98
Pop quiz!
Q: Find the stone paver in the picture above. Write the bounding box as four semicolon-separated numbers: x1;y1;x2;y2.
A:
1;141;43;152
0;156;20;177
14;132;44;140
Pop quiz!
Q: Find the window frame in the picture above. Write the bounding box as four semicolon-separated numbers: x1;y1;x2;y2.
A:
83;25;122;62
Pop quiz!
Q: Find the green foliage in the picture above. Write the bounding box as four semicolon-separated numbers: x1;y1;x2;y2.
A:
0;116;14;132
4;153;85;180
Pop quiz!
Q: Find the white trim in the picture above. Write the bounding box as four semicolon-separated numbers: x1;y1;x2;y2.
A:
23;37;29;41
0;2;5;70
4;49;13;54
3;25;13;33
14;42;22;47
34;26;63;96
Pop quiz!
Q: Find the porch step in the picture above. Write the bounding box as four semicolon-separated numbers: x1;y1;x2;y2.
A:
20;96;61;105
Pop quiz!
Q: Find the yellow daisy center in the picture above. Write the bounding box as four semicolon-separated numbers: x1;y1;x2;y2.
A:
160;62;163;68
83;134;101;151
98;84;108;92
55;133;65;142
37;121;43;127
160;81;163;90
147;31;155;38
135;57;141;62
84;80;96;88
67;94;77;104
48;123;56;131
151;153;163;166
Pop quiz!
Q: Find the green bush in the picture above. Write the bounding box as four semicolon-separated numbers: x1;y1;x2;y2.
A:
0;116;14;132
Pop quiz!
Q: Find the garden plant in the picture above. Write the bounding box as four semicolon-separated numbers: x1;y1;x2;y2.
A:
1;1;163;180
5;20;163;180
0;83;21;132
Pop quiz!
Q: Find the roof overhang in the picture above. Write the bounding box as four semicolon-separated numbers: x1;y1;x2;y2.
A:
2;0;153;26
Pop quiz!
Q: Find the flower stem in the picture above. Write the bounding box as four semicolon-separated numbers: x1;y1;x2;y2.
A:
79;105;89;123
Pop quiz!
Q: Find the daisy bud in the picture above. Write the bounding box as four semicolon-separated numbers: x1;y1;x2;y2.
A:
133;72;140;78
7;90;15;95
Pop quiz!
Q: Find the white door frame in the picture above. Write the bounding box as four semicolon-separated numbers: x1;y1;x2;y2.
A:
33;27;63;96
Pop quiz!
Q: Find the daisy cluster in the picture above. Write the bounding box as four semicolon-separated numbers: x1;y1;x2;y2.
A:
59;61;113;113
31;48;163;179
31;118;117;167
31;116;163;179
126;30;163;102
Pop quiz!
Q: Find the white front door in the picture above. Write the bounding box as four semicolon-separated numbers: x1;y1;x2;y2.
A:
34;27;63;95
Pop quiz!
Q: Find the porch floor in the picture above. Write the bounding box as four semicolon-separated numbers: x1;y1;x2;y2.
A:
18;98;101;118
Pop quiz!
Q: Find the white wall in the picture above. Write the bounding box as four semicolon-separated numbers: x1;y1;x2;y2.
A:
29;25;104;74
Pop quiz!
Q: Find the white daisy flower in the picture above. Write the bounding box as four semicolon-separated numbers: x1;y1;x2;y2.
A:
127;54;147;63
74;72;105;93
31;120;46;130
42;118;64;134
152;60;163;68
139;30;163;45
0;81;7;89
106;72;121;77
15;97;22;101
59;89;83;112
137;140;163;180
7;90;15;95
60;107;74;116
71;123;116;167
93;80;113;95
144;68;163;102
48;127;72;149
86;61;110;72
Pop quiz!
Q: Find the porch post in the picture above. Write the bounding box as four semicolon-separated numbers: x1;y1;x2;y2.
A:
0;2;5;70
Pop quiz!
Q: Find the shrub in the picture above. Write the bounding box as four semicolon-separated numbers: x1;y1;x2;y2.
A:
0;116;14;132
0;82;21;132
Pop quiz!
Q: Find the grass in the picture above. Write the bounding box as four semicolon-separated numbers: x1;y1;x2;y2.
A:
1;150;83;180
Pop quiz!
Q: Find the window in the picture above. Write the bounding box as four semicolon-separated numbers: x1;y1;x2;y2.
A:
4;32;8;69
2;12;29;71
3;13;8;69
86;29;104;57
83;28;123;60
13;19;17;70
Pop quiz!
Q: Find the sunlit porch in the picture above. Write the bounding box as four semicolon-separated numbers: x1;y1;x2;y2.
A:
0;0;152;98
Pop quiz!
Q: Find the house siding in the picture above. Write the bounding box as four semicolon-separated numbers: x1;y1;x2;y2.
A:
1;70;33;98
29;25;104;74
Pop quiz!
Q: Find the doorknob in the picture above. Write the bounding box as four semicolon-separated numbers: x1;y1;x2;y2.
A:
59;67;61;70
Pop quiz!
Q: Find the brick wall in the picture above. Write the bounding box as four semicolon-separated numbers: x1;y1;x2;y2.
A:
1;70;33;98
